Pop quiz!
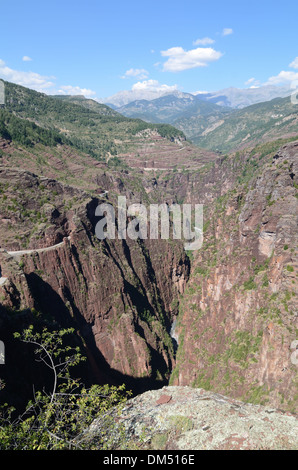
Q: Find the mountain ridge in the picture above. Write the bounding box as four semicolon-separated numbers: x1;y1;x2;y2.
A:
192;95;298;152
106;87;297;152
104;85;293;109
116;93;232;127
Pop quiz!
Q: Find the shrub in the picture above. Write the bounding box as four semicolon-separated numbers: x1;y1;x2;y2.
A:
243;276;257;290
0;326;131;450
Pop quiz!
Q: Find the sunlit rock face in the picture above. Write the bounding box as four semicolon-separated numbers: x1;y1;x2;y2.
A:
171;142;298;412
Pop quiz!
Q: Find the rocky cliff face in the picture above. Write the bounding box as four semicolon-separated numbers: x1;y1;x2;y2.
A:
0;167;189;392
170;142;298;412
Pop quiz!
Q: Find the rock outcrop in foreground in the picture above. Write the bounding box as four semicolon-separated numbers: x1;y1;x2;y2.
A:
102;385;298;450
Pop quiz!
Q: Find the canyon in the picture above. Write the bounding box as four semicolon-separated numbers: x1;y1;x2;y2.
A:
0;82;297;443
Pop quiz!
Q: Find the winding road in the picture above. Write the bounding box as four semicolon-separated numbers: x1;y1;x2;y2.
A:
0;236;71;286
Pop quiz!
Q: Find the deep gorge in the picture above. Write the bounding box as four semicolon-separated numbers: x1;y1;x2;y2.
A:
0;130;297;415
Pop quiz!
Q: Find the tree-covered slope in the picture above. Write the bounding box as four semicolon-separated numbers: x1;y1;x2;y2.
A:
2;81;186;161
52;94;121;117
193;96;298;153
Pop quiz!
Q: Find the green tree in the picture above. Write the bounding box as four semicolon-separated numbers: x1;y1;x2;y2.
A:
0;120;11;141
0;326;131;450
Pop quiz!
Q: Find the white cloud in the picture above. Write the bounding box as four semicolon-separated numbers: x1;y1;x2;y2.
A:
192;90;209;95
245;77;261;86
289;57;298;69
0;59;54;92
222;28;233;36
57;85;97;97
22;56;33;62
0;59;98;99
193;37;215;46
132;79;177;93
132;79;178;94
265;70;298;85
161;46;222;72
121;68;149;80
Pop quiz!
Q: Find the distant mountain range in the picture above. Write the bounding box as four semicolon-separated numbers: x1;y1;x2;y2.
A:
104;85;292;109
5;80;295;158
115;92;232;127
104;86;297;153
192;85;292;109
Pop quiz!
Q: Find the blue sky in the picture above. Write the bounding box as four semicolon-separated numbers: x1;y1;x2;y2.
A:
1;0;298;100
